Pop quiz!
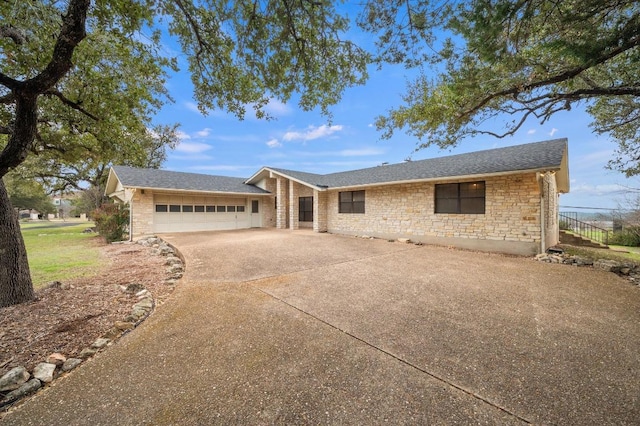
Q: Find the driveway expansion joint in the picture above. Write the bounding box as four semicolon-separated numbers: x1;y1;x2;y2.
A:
252;285;532;425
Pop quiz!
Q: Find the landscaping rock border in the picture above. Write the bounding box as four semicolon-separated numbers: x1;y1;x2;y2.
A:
535;249;640;285
0;236;184;409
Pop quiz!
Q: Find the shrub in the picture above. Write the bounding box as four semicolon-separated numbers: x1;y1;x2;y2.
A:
92;203;129;243
608;227;640;247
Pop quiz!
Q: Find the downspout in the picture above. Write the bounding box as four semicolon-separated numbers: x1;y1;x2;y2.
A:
538;172;546;254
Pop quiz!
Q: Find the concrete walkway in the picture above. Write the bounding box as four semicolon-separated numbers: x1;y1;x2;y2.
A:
3;229;639;425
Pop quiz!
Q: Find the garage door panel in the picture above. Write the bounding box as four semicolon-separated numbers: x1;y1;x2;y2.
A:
153;195;250;233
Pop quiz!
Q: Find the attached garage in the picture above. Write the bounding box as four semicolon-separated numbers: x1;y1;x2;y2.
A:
153;194;255;233
105;166;270;236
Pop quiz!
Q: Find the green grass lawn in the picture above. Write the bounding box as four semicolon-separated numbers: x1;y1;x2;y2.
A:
562;244;640;265
20;221;104;289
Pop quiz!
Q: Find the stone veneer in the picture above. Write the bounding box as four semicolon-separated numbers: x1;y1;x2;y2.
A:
130;190;154;236
325;173;544;255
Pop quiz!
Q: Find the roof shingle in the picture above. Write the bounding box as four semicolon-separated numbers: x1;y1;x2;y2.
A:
111;166;268;194
268;138;567;188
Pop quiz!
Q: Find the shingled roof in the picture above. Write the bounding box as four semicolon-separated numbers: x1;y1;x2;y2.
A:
106;166;269;195
248;138;569;191
107;139;569;198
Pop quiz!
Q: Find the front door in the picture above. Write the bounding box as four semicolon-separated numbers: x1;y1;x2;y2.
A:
250;199;261;227
299;196;313;223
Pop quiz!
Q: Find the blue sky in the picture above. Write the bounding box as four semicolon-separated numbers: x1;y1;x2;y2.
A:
153;40;631;212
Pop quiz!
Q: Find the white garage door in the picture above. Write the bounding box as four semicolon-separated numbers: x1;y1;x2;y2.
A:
153;195;250;233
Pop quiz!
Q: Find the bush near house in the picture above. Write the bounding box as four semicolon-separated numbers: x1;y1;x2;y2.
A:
609;227;640;247
92;203;129;243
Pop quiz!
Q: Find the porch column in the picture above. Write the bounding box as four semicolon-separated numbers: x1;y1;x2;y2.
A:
276;177;288;229
313;189;328;233
289;180;299;230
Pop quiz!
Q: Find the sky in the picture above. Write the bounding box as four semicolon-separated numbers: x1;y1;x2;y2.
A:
152;27;632;213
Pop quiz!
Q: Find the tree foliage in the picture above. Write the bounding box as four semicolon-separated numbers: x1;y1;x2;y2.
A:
366;0;639;174
4;172;55;216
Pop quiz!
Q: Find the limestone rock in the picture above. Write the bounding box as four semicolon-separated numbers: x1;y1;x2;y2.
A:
102;327;122;340
158;244;174;255
398;238;411;243
33;363;56;383
91;338;110;349
3;379;41;401
114;321;135;331
79;348;97;359
46;353;66;366
125;283;145;294
165;256;182;266
594;259;622;273
0;366;30;392
62;358;83;372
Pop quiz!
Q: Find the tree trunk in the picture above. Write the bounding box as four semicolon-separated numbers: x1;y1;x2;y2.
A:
0;177;35;307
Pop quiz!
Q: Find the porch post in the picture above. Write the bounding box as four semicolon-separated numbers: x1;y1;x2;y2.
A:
289;180;299;230
313;189;328;232
276;177;288;229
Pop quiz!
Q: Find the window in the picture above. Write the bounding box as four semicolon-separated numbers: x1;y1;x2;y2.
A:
169;205;181;212
195;205;205;213
216;205;226;213
339;190;365;214
155;205;168;213
182;205;194;213
435;181;485;214
299;197;313;222
206;205;216;213
252;200;259;214
227;205;236;212
237;205;245;212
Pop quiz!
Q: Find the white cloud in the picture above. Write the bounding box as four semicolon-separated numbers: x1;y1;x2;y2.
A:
283;124;344;142
549;128;558;137
264;99;292;117
184;101;201;114
266;138;282;148
176;130;191;140
195;128;212;138
527;129;536;135
175;142;212;154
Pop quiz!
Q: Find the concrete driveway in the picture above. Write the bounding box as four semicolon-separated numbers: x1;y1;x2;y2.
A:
3;229;639;425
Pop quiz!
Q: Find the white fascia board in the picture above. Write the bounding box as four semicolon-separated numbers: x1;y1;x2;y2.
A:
132;187;272;197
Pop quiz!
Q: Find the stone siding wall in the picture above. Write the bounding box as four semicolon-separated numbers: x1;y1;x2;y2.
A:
262;178;277;228
314;189;328;232
326;174;542;254
131;189;154;236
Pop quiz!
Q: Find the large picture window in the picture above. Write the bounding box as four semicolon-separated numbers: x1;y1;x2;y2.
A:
339;190;365;214
435;182;485;214
299;197;313;222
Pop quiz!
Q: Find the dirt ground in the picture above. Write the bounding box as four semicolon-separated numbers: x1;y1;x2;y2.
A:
0;240;176;376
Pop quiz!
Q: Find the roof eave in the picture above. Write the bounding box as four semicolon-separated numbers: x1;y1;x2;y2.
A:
247;167;326;191
119;185;271;197
325;167;562;191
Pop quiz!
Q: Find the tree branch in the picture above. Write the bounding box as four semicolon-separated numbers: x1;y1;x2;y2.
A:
43;89;100;121
459;32;640;118
0;26;26;44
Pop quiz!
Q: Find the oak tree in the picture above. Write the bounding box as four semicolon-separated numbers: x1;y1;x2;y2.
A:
367;0;639;173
